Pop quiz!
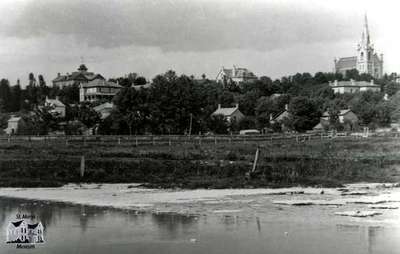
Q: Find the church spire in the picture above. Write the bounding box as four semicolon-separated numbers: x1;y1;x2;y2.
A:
362;13;370;45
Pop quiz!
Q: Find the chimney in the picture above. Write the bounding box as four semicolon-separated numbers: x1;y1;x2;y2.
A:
235;103;239;109
370;79;374;85
334;80;338;86
55;96;60;101
269;114;273;121
285;104;288;111
217;104;221;109
350;79;355;86
57;73;60;77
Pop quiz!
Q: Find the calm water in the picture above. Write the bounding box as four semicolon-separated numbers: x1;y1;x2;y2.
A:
1;197;400;254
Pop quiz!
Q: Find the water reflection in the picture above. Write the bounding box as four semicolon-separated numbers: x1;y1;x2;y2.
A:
0;197;399;254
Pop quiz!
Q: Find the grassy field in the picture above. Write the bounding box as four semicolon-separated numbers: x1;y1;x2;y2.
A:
0;136;400;188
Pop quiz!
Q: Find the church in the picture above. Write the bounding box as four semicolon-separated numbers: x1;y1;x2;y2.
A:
334;15;383;79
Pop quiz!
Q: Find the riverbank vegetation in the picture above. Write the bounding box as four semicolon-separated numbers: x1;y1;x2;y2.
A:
0;137;399;188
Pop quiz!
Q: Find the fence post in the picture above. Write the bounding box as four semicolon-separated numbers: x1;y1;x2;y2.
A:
80;155;85;178
118;137;121;145
214;136;217;146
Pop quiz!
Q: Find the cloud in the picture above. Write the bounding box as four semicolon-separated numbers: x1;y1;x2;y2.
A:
2;0;360;52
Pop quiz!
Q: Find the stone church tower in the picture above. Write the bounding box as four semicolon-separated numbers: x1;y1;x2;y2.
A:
356;15;383;78
334;15;383;79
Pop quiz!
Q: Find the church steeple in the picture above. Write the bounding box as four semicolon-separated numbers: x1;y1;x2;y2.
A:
361;13;370;46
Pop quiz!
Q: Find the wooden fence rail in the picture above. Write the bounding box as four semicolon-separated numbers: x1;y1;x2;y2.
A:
0;131;398;146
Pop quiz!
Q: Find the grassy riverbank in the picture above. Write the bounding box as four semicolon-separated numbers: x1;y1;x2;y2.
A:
0;137;399;188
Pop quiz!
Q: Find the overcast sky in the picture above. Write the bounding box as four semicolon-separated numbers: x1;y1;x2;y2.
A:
0;0;399;86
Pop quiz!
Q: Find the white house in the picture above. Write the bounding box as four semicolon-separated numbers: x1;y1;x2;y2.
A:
329;79;381;94
45;96;66;118
80;79;122;102
211;104;244;123
93;102;114;120
215;66;257;84
4;116;25;135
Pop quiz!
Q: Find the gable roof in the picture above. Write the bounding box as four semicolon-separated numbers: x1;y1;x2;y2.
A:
335;56;357;70
331;80;380;88
8;116;22;122
322;109;353;117
212;106;240;116
272;110;289;121
46;98;65;107
93;102;114;112
53;70;105;83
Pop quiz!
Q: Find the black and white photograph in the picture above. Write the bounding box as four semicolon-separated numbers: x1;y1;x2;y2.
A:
1;0;400;253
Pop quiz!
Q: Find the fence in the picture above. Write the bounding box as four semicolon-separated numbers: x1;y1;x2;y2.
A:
1;131;399;147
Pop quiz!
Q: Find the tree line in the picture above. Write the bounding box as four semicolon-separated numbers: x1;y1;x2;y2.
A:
0;69;399;135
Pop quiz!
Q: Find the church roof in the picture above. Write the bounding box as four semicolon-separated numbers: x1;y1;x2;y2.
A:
335;56;357;70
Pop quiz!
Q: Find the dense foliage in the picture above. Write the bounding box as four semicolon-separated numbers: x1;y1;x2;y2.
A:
0;69;399;134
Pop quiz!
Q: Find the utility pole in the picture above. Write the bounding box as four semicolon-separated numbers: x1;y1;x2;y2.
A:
188;113;193;138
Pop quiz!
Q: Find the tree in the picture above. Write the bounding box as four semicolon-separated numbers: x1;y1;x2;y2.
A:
0;79;11;112
133;76;147;86
10;83;22;112
75;103;101;128
113;87;151;135
287;97;321;132
206;115;228;134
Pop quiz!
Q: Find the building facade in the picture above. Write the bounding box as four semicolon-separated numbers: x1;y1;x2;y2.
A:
334;15;383;79
211;104;244;123
44;96;66;118
216;66;257;84
52;64;104;88
329;79;381;94
4;116;25;135
79;79;122;102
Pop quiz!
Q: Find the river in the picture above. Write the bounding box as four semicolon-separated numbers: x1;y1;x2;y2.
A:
1;185;400;253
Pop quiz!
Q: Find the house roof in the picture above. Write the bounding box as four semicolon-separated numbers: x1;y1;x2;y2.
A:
313;123;323;130
132;84;151;90
53;66;105;83
212;106;240;116
93;102;114;112
217;66;257;80
272;110;289;121
322;109;353;117
335;56;357;69
331;80;380;88
82;79;122;88
46;98;65;107
8;116;22;122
